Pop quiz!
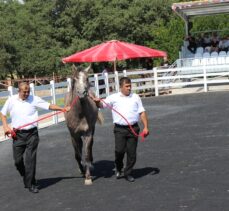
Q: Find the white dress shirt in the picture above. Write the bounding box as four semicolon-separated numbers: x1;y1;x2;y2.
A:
1;94;50;129
103;92;145;125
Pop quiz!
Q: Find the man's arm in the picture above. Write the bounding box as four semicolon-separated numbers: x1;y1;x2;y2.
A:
89;94;103;108
139;111;149;137
0;112;12;135
49;104;71;112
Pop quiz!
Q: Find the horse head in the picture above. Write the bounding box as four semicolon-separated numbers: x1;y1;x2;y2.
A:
71;65;91;98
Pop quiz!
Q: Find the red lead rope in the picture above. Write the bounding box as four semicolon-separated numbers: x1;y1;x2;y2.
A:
99;98;147;142
5;96;80;140
5;95;147;142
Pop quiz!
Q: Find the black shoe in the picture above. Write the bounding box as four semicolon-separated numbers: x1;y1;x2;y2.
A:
24;184;39;189
125;175;135;182
116;171;122;179
28;185;39;193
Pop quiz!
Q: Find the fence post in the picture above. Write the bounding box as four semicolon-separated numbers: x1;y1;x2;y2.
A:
123;70;127;77
203;65;208;92
154;68;159;96
8;86;13;96
50;80;58;124
114;71;119;92
104;72;109;96
94;74;99;97
67;78;71;92
29;83;35;96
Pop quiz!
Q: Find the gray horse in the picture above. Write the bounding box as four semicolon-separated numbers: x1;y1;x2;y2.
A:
64;65;103;185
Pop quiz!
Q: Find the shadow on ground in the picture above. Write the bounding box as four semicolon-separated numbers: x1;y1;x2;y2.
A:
38;176;80;189
132;167;160;179
92;160;115;180
92;160;160;181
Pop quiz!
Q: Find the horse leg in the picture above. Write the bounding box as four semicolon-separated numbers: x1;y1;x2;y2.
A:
84;135;94;185
71;134;85;176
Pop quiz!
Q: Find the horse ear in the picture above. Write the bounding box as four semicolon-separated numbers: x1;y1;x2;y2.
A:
84;64;92;73
72;64;77;72
72;64;79;78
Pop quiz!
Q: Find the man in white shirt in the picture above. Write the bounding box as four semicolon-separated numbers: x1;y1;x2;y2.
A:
0;82;70;193
91;77;149;182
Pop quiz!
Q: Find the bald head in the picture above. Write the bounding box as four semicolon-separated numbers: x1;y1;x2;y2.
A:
18;82;30;100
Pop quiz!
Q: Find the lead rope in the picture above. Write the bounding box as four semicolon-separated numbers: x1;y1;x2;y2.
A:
5;96;80;140
6;95;148;142
99;98;148;142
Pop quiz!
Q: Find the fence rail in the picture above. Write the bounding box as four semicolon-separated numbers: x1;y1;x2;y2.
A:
1;64;229;142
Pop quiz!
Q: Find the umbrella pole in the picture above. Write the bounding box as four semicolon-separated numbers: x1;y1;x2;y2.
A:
113;60;116;71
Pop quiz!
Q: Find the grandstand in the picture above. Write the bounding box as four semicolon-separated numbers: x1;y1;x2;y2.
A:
170;0;229;76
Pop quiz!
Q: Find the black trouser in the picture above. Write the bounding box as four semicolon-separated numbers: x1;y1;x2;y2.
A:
13;127;39;188
114;124;140;176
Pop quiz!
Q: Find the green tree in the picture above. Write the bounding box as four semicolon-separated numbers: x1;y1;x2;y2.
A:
0;0;228;79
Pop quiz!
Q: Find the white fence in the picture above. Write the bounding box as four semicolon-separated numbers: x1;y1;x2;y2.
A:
1;64;229;142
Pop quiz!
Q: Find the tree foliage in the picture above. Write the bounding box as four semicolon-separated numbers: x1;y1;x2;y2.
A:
0;0;228;79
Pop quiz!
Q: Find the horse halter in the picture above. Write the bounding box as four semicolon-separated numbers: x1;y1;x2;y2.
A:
75;90;88;98
83;90;88;97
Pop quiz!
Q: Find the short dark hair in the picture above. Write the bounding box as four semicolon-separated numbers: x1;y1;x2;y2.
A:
119;77;131;87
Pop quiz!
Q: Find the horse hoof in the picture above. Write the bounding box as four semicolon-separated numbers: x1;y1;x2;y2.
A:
84;178;92;185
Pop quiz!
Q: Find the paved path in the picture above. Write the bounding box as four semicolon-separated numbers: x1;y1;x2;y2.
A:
1;92;229;211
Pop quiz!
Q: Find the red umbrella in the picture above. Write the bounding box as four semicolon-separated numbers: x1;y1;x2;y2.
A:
62;40;167;69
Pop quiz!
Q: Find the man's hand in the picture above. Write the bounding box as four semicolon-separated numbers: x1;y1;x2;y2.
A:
1;113;16;139
62;106;71;112
89;94;102;108
89;93;100;102
140;112;149;137
142;128;149;137
4;125;13;137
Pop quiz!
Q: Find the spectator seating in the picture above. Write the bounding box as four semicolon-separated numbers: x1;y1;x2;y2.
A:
201;58;208;66
182;59;192;67
180;35;229;60
192;58;201;66
227;55;229;63
219;51;227;57
183;51;229;67
194;52;202;58
208;51;218;65
203;52;210;58
216;51;225;64
186;52;194;58
211;51;218;57
179;34;229;68
196;47;204;54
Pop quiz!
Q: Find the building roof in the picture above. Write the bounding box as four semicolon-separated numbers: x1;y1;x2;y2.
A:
172;0;229;20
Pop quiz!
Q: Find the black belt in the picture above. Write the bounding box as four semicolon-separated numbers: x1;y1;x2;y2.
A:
114;123;138;128
15;127;38;133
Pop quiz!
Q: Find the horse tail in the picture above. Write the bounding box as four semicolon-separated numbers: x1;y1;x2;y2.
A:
97;110;104;125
